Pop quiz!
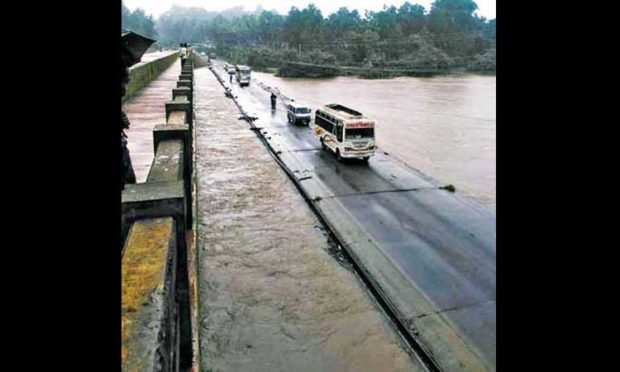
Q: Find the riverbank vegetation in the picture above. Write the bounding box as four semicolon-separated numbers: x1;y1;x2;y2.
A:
126;1;495;78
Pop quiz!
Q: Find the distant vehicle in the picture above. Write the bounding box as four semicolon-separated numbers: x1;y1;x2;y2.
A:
235;65;251;86
313;104;376;162
209;52;216;59
227;64;235;75
285;101;312;125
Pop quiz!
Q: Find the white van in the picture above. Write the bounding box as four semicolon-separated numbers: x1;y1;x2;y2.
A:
285;101;312;125
313;104;376;162
235;65;251;86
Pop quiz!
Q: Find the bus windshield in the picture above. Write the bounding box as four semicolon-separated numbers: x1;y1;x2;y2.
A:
345;128;374;139
296;108;311;114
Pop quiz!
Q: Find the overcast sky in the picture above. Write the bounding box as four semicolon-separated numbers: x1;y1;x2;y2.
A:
123;0;496;20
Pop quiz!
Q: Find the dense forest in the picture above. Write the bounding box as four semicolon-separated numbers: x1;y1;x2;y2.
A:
123;1;495;77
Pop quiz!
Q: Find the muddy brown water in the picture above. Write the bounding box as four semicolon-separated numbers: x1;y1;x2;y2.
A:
252;71;496;211
195;67;425;371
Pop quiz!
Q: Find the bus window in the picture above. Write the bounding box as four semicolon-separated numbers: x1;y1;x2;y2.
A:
336;125;343;142
345;127;374;139
315;114;333;132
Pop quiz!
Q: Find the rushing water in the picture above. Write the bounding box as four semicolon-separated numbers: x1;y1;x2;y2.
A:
252;72;496;211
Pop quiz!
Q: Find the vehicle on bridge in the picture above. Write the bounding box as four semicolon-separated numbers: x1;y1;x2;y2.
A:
235;65;251;86
313;104;376;162
285;101;312;125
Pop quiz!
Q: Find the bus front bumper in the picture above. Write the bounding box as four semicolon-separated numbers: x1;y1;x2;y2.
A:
341;149;375;158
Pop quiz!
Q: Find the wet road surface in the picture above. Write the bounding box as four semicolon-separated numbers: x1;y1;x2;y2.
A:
194;66;426;372
252;71;496;211
221;65;496;367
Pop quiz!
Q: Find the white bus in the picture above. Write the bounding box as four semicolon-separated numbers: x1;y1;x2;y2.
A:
313;104;376;162
235;65;251;86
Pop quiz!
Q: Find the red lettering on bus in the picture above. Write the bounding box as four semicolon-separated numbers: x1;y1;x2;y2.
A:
347;122;373;128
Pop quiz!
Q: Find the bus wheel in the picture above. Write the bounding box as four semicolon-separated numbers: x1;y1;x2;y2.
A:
362;156;370;164
336;149;343;162
321;138;327;150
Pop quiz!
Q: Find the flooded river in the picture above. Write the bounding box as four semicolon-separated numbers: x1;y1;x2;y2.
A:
252;72;496;211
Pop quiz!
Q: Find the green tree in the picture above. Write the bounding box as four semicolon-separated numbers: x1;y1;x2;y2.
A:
256;11;285;47
326;7;362;39
428;0;480;33
122;3;158;40
367;6;402;39
397;2;426;34
285;4;325;48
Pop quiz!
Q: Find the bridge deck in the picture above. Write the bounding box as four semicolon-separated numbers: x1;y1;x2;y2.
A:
215;60;495;370
123;60;182;182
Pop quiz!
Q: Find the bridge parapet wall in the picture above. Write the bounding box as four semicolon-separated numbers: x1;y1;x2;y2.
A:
122;54;195;372
125;51;179;100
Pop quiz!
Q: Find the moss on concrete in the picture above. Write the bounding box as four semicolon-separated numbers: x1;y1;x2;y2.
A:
122;218;174;369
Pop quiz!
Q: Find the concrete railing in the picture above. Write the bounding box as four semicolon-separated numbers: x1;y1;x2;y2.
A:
122;55;195;372
125;51;179;100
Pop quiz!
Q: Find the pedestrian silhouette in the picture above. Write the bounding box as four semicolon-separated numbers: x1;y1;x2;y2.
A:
270;92;277;110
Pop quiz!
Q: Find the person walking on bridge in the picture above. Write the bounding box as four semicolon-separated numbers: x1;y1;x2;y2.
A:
270;92;277;110
180;43;188;67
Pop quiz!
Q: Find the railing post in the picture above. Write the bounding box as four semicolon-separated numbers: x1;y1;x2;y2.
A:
154;124;192;228
177;80;192;89
172;87;192;113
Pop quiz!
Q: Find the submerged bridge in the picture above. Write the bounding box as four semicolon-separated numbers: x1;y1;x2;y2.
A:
121;51;496;372
278;61;445;78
